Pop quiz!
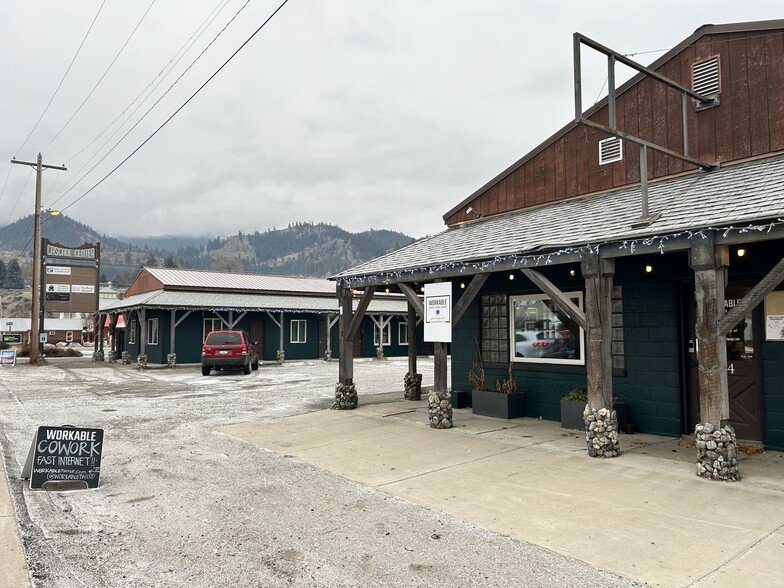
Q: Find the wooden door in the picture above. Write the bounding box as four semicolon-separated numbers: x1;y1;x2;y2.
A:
249;320;265;359
683;283;764;441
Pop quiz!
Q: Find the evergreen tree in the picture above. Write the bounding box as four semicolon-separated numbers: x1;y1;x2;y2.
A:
163;254;178;268
0;259;6;288
5;259;24;288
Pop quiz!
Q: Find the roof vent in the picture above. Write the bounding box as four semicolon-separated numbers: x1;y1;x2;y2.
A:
599;136;622;165
693;56;720;109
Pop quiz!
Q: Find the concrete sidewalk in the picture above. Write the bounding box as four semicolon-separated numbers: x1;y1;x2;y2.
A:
1;457;30;587
220;399;784;588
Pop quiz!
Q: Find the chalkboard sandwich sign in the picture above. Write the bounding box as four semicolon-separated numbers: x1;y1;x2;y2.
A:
23;426;104;490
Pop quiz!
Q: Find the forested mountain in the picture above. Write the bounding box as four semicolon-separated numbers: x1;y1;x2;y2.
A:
0;215;414;286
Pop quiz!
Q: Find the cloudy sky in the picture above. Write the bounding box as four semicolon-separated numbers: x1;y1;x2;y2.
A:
1;1;781;240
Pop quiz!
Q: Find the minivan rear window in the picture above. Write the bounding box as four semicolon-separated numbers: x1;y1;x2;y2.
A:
206;332;241;345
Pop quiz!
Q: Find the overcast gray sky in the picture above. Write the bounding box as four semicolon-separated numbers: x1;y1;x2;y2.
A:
1;1;781;240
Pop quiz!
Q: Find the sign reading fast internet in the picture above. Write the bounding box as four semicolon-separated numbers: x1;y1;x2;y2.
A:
26;426;104;490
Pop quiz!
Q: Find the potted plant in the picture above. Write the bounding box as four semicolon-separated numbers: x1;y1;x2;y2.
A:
471;362;525;419
560;387;587;430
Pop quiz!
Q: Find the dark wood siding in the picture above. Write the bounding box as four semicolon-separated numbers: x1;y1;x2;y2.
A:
124;270;165;297
445;27;784;227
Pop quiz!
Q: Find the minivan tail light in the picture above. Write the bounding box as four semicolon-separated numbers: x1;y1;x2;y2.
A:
241;343;248;354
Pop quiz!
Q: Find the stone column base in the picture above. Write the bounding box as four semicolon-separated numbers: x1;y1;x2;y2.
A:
333;382;358;410
108;350;117;363
428;391;453;429
121;351;131;365
277;350;285;364
695;422;739;481
323;350;332;362
92;350;104;362
167;353;177;368
137;354;148;369
584;405;620;458
404;372;422;400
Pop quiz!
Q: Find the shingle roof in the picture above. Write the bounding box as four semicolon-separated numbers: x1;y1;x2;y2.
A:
100;289;409;315
144;267;336;294
334;154;784;281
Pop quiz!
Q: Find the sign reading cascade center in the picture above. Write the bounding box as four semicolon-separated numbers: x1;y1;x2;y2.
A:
42;239;99;314
424;282;452;342
30;426;104;489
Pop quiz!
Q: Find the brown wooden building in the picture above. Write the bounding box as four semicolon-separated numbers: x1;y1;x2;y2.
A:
332;19;784;473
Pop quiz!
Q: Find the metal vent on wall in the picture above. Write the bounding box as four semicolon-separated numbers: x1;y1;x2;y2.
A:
599;136;622;165
693;56;720;97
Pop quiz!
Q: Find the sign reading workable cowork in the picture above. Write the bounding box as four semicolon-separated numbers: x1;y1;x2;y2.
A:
29;426;104;489
424;282;452;342
42;239;100;314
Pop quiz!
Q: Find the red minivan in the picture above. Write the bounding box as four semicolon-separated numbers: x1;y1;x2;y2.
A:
201;330;259;376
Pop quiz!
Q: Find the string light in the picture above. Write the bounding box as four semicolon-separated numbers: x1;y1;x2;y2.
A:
737;248;746;257
336;219;784;286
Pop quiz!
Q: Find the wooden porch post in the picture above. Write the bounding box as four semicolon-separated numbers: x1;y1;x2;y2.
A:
689;234;738;480
581;252;618;457
407;304;418;375
689;234;729;425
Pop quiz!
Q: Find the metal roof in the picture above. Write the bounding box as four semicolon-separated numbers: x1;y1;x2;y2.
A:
143;267;336;294
334;154;784;282
100;289;409;315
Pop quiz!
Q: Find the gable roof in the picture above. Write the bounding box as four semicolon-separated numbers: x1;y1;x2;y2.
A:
141;267;336;295
334;154;784;284
443;18;784;222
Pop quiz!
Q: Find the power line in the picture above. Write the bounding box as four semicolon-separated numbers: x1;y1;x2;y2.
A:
60;0;232;167
15;0;108;157
47;0;239;208
41;0;157;152
57;0;291;216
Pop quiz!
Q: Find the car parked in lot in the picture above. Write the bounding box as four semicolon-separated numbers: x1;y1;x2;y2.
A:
201;330;259;375
514;329;575;359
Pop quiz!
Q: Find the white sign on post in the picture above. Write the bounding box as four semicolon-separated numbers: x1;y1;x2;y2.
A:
424;282;452;343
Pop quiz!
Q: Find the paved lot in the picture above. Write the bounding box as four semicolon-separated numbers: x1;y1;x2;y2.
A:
0;356;641;588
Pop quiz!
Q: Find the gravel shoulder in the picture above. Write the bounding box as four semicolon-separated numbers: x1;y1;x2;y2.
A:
0;357;641;587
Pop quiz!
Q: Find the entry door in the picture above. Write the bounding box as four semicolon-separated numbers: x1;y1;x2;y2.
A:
683;283;764;441
249;320;265;359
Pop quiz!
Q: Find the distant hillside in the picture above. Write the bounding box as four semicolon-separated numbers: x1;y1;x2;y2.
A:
0;215;414;285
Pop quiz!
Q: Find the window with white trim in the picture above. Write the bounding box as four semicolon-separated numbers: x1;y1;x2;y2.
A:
510;292;584;365
374;323;391;346
398;322;408;345
129;320;136;344
147;318;159;346
290;319;307;344
203;317;224;341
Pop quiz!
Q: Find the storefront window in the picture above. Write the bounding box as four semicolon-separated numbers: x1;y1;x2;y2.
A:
510;293;584;365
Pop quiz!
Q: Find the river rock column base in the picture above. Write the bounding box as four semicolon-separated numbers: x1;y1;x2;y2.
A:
121;351;131;364
108;350;117;363
428;391;453;429
404;372;422;400
167;353;177;368
333;382;358;410
137;354;148;369
584;405;620;458
92;349;104;362
695;422;739;481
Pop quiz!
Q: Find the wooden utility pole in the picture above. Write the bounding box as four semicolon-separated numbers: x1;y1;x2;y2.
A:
10;154;67;365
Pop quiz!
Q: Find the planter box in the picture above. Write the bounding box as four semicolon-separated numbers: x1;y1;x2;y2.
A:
472;390;525;419
560;399;586;430
452;390;472;409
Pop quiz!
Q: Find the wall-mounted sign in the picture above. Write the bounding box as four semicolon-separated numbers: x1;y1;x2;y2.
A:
424;282;452;343
24;426;104;490
765;291;784;341
2;334;21;344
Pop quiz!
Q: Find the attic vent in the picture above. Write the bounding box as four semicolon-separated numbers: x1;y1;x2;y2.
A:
693;56;720;97
599;136;622;165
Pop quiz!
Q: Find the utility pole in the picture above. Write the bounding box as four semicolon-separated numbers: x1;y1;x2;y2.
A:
10;154;67;365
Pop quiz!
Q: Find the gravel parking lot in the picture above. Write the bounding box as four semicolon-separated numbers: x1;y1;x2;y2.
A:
0;355;639;587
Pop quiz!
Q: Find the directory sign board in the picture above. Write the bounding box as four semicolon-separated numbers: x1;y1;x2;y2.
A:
42;240;99;314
